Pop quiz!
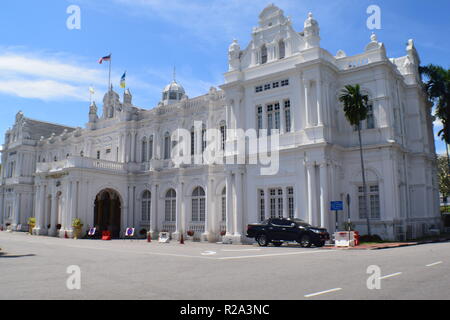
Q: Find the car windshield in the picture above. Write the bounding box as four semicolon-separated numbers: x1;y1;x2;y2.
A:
290;219;311;227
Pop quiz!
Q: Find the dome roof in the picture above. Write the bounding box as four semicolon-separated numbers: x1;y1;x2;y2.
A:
163;81;185;95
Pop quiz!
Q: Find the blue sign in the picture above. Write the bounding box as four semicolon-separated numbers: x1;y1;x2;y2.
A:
331;201;344;211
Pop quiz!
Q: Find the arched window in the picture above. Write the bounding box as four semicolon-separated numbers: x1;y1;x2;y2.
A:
261;44;268;64
278;40;285;59
221;187;226;222
164;132;171;160
192;187;206;222
142;190;151;221
165;189;176;222
142;137;148;162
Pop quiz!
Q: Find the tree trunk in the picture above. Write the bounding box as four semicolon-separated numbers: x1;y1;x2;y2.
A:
358;127;371;236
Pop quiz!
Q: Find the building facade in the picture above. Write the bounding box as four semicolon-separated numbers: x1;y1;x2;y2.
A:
0;5;441;242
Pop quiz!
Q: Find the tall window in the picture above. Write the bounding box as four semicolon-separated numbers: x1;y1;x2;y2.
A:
287;187;294;219
284;100;291;133
141;190;151;221
366;104;375;129
269;188;283;218
201;125;207;153
164;132;171;160
358;184;380;219
141;138;148;162
165;189;176;222
96;151;100;160
221;187;226;222
220;122;226;151
149;136;154;160
258;189;265;222
267;103;280;135
279;40;285;59
192;187;206;222
261;44;268;64
256;105;263;137
190;127;195;156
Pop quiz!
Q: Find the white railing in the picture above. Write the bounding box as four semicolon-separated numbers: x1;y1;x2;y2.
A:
161;222;176;233
36;156;126;174
188;222;205;234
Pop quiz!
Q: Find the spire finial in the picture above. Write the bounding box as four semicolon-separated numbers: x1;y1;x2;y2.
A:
173;66;176;82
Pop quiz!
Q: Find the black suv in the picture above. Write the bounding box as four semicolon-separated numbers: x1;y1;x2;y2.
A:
246;218;330;247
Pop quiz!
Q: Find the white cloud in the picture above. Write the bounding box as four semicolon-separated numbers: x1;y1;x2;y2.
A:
0;49;110;101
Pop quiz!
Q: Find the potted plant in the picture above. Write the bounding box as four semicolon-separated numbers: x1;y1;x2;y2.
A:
72;218;83;239
27;217;36;234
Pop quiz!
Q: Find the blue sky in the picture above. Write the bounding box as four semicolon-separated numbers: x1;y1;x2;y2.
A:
0;0;449;153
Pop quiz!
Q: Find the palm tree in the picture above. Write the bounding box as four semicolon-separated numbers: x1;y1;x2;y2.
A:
419;64;450;169
339;84;371;236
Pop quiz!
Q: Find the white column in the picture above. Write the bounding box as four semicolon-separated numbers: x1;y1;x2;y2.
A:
265;187;270;220
175;182;183;237
13;193;20;227
131;132;136;163
317;80;323;126
283;187;288;218
307;163;316;225
49;192;58;236
150;184;157;233
0;189;4;226
234;171;243;237
202;178;212;241
304;80;310;128
319;163;329;229
280;101;286;134
225;173;233;236
34;185;42;229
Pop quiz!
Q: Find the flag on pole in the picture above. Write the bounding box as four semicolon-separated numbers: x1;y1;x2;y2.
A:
98;54;111;64
120;71;126;89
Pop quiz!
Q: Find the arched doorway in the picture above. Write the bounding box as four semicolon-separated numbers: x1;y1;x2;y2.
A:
94;189;121;238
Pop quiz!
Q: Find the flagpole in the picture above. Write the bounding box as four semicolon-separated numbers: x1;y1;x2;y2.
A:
108;54;112;91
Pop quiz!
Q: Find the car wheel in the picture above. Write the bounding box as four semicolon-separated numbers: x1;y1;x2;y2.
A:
300;235;312;248
315;241;325;248
272;241;283;247
256;234;269;247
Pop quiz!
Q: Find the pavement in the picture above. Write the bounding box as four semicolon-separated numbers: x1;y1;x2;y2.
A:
0;231;449;300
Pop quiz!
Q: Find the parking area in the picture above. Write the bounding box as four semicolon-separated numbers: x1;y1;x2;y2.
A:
1;231;449;300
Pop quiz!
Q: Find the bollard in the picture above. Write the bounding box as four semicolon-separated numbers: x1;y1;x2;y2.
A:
147;232;152;243
180;233;184;244
64;230;69;239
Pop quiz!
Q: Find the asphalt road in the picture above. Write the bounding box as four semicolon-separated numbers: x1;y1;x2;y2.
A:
0;232;449;300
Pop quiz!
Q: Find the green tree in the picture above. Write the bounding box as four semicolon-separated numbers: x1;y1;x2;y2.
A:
419;64;450;167
339;84;371;236
437;155;450;201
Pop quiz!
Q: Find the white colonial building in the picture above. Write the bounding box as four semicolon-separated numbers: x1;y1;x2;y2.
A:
0;5;441;242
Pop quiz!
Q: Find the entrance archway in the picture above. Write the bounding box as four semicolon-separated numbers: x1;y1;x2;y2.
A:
94;189;121;238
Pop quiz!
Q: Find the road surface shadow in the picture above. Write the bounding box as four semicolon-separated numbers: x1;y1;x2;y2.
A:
0;252;36;259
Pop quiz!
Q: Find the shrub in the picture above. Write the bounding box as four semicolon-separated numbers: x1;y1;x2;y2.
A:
139;228;147;236
72;218;83;228
359;234;383;243
28;217;36;225
187;230;195;237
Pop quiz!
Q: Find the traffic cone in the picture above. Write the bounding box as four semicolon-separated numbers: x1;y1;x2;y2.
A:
147;232;152;243
180;233;184;244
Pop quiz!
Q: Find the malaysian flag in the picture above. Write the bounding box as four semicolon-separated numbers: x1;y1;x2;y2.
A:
98;54;111;64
